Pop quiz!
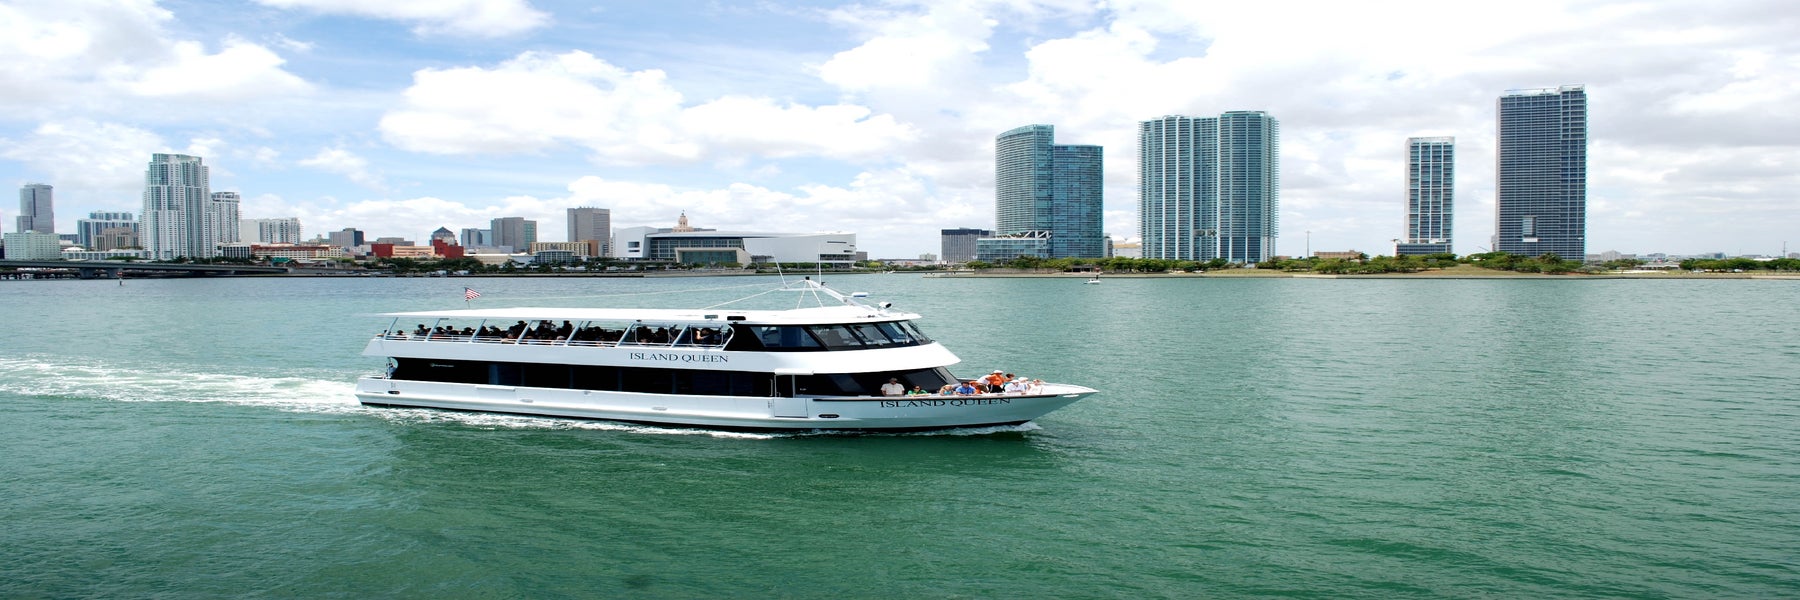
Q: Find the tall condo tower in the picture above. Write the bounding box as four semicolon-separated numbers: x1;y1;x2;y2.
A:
1495;85;1587;259
491;217;537;252
567;207;612;257
18;183;54;233
1139;111;1280;263
994;125;1104;259
142;154;213;260
210;191;241;245
1397;137;1455;256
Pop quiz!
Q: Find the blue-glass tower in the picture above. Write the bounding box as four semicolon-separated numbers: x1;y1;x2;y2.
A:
1495;85;1586;259
993;125;1104;259
1139;111;1280;263
1397;136;1455;256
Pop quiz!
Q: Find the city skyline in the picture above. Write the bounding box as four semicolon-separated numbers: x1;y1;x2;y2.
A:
0;1;1794;258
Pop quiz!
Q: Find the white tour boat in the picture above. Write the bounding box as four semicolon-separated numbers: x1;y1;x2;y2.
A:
354;278;1097;431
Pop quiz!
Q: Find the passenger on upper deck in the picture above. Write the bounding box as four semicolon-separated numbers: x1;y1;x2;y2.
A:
983;370;1008;393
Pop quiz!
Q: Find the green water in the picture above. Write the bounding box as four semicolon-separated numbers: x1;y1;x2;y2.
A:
2;275;1796;598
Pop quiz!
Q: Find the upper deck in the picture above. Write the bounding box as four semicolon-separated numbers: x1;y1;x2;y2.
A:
375;303;918;327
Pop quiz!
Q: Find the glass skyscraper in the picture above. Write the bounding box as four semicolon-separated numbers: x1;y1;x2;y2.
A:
1139;111;1280;263
1495;85;1587;259
992;125;1104;259
1397;137;1454;256
17;183;54;234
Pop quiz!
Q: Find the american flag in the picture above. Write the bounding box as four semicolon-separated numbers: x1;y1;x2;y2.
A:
464;287;481;300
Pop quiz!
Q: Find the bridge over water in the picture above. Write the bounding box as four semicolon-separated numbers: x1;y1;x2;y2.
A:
0;260;290;279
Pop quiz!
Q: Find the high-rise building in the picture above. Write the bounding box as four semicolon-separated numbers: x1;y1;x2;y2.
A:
241;217;303;244
568;207;612;257
459;228;492;248
491;217;537;252
1139;111;1281;263
76;211;136;249
1495;85;1587;259
328;228;365;248
940;228;991;263
18;183;54;233
1397;137;1455;256
991;125;1104;259
209;191;241;245
142;154;213;260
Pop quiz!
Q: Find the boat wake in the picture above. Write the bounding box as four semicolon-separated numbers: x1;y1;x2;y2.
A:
0;356;1040;439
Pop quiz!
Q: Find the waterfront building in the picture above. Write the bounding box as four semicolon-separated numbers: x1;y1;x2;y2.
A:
614;214;854;266
1397;137;1455;256
328;228;365;248
530;241;594;257
568;207;612;257
76;211;137;249
62;248;146;261
430;227;456;244
142;154;214;260
491;217;537;253
1495;85;1587;259
1138;111;1281;263
94;227;138;251
940;228;990;263
974;231;1051;263
459;228;492;248
994;125;1104;259
2;231;62;260
241;217;303;244
210;192;241;245
17;183;54;234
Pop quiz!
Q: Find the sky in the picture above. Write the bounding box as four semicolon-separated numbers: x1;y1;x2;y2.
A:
2;0;1796;258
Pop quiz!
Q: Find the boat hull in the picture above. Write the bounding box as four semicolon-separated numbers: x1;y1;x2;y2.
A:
354;377;1094;431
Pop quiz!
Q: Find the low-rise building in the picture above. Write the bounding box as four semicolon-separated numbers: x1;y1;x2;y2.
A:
2;231;64;260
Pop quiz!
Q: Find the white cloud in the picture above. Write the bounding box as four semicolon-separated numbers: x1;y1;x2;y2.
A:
378;51;918;165
253;0;550;38
112;37;311;101
0;2;311;111
299;147;386;190
0;119;164;192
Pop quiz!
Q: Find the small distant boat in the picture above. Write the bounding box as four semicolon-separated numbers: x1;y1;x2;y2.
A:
1084;274;1101;285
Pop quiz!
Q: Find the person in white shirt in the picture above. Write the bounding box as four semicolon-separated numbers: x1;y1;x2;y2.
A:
1003;377;1028;394
880;378;906;396
1026;379;1045;395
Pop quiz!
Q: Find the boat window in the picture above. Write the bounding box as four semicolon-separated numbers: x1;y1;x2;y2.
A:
900;321;932;344
849;323;898;346
873;321;912;345
738;325;823;351
808;325;865;349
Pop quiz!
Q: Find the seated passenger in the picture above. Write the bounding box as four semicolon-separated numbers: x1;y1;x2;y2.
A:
907;385;929;396
938;384;956;396
1004;377;1028;394
954;380;980;396
1026;379;1045;395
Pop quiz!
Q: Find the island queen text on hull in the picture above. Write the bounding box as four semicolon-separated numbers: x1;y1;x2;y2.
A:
353;279;1097;431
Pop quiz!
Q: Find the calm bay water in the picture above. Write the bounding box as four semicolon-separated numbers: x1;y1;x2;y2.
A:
1;275;1796;598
